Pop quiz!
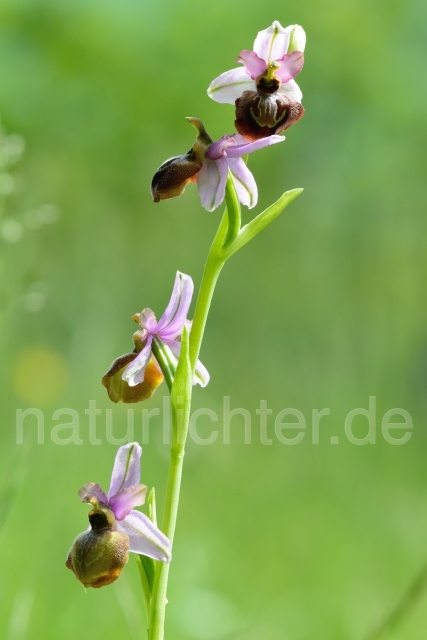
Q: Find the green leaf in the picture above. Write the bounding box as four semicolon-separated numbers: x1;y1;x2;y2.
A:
135;488;158;616
222;172;241;250
223;188;303;258
147;487;157;527
136;554;156;618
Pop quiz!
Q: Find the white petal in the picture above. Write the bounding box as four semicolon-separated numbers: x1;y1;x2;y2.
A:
227;158;257;209
193;358;210;387
207;68;255;104
118;510;171;562
122;336;153;386
197;157;228;211
164;339;210;387
253;21;291;64
288;25;306;53
279;79;303;103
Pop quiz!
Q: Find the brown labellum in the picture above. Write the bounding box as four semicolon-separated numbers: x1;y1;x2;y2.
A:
102;353;164;403
66;501;130;589
235;90;304;141
151;152;201;202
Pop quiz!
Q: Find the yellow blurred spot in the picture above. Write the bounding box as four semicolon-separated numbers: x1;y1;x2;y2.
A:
13;346;68;405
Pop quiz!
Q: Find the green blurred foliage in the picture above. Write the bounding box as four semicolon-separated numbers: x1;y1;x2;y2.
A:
1;0;427;638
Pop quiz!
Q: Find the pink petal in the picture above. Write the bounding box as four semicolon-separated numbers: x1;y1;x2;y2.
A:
236;50;266;79
207;68;255;104
253;21;291;65
78;482;108;505
206;136;236;161
196;157;228;212
118;510;171;562
109;484;147;520
108;442;142;498
276;51;304;84
137;308;157;332
227;158;257;209
122;336;153;386
155;272;194;340
226;134;285;157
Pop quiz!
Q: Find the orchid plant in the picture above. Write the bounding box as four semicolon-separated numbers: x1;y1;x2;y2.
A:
67;20;306;640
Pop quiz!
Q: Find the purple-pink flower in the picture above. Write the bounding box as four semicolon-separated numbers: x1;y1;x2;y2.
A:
207;21;306;141
79;443;171;561
66;443;171;588
198;132;283;212
151;118;284;212
102;271;209;403
122;271;209;387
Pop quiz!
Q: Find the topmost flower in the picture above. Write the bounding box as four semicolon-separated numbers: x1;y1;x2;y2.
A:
207;22;306;141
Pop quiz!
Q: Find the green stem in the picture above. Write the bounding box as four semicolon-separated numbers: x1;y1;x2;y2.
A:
148;447;185;639
147;178;237;640
189;204;230;372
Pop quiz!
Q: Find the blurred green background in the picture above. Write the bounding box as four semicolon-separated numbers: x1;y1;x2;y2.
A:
1;0;426;638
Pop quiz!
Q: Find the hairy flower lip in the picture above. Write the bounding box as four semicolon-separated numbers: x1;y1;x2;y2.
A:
102;354;163;403
234;90;305;141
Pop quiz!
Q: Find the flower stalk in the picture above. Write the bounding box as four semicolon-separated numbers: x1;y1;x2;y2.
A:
148;327;192;639
147;174;302;638
147;178;235;639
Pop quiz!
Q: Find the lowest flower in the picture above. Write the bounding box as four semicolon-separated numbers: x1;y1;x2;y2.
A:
66;442;171;588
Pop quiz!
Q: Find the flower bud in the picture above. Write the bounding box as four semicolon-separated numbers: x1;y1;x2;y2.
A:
66;497;130;589
287;25;306;53
102;353;164;403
